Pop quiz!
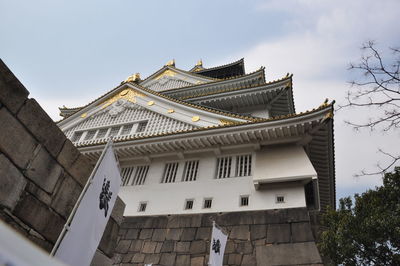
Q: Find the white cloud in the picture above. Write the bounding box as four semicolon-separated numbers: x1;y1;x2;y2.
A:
229;0;400;195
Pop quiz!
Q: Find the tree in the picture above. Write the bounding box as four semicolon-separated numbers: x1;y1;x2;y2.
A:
319;167;400;265
340;41;400;175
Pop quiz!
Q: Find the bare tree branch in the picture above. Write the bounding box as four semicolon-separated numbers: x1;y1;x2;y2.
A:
340;41;400;175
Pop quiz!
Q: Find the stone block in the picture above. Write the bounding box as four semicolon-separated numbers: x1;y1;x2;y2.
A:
152;228;167;241
131;253;145;263
250;224;266;240
255;242;322;266
196;227;211;240
166;228;183;240
242;254;257;265
225;241;235;253
230;225;250;240
68;154;93;187
181;227;196;241
139;228;154;239
25;182;52;206
190;240;207;254
144;254;160;264
161;240;174;253
252;239;266;246
291;222;315;242
56;139;80;170
0;154;27;210
287;207;309;222
191;256;204;266
236;241;253;254
176;255;190;266
251;211;267;224
160;253;176;266
266;224;290;244
111;196;125;225
0;108;37;169
142;241;157;253
90;250;112;266
128;239;143;252
0;60;29;114
191;215;202;227
121;254;132;263
228;254;242;265
115;240;131;254
25;146;63;193
98;218;119;256
51;174;82;218
175;241;190;253
155;241;163;253
17;99;66;157
125;228;140;239
13;193;64;243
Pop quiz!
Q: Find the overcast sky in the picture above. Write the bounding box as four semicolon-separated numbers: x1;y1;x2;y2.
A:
1;0;399;203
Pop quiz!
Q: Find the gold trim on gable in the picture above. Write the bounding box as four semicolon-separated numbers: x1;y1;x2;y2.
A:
219;119;236;126
192;116;200;122
99;88;145;109
155;69;177;80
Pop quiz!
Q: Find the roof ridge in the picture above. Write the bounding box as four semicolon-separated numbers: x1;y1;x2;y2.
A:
191;58;244;73
179;74;292;100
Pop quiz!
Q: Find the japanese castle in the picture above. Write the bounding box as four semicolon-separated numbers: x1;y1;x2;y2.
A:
57;58;335;217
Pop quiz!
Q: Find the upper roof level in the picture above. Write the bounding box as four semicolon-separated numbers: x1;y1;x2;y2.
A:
189;58;245;79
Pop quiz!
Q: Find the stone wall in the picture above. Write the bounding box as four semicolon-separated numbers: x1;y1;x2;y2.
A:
114;208;323;266
0;59;125;265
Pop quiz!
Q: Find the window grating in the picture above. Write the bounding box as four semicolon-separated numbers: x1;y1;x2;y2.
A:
136;121;148;132
182;160;199;182
121;166;135;186
276;196;285;203
162;163;179;183
84;130;96;140
71;132;83;142
96;128;108;139
185;199;194;210
236;154;252;177
216;156;232;179
203;198;212;209
138;202;147;212
240;196;249;206
131;166;149;185
120;124;133;135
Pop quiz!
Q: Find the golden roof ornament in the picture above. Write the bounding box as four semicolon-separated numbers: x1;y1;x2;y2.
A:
165;59;175;67
196;59;203;67
124;73;141;83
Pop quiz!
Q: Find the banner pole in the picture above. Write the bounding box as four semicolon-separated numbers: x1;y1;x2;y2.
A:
50;139;113;256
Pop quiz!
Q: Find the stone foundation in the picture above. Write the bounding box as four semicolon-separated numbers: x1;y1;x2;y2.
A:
114;208;323;266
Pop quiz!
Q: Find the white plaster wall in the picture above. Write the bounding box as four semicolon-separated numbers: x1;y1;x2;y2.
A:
119;152;307;216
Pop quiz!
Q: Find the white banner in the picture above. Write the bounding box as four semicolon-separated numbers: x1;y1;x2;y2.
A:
209;222;228;266
55;143;121;266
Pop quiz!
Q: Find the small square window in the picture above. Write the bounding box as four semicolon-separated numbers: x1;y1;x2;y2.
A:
185;199;194;210
138;202;147;212
276;196;285;204
240;195;249;206
203;198;212;209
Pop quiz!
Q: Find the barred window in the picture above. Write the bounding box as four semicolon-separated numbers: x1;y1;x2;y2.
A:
131;165;149;185
240;195;249;206
71;131;83;142
276;196;285;204
120;124;133;135
136;121;148;132
235;154;252;177
185;199;194;210
84;130;96;140
162;162;179;183
121;166;135;186
216;156;232;179
96;128;108;139
182;160;199;182
138;202;147;212
203;198;212;209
